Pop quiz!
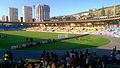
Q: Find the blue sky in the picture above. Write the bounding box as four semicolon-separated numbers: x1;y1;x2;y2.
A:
0;0;120;20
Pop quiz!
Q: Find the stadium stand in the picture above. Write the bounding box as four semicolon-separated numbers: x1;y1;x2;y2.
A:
24;24;120;38
25;26;105;35
99;24;120;38
0;27;26;31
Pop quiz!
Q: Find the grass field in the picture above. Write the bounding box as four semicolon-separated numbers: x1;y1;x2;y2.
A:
0;31;110;50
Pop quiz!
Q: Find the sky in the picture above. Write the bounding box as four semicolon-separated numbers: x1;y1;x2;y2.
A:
0;0;120;20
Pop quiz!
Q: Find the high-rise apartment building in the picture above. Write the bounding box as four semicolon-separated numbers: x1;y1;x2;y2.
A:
8;7;18;22
23;6;32;22
36;4;50;22
2;15;8;22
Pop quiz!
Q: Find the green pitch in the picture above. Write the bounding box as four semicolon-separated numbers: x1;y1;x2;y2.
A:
0;31;110;50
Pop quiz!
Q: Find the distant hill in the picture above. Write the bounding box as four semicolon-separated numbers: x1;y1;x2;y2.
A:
51;5;120;21
73;5;120;17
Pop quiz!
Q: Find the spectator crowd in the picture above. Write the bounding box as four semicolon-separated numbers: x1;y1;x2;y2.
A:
0;47;120;68
99;25;120;38
25;26;105;35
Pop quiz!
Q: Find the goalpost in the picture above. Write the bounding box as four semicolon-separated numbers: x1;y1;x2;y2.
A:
58;33;68;39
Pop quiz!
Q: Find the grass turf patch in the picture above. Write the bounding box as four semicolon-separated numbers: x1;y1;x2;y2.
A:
0;31;110;50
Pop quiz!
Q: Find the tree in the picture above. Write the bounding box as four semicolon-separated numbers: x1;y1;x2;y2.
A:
57;16;63;21
116;10;120;15
70;16;76;21
51;17;57;19
63;16;70;21
101;7;105;16
106;10;110;16
89;12;95;18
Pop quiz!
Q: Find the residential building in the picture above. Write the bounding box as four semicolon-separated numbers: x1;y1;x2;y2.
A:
36;4;50;22
2;15;8;22
72;14;80;20
23;6;32;22
8;7;18;22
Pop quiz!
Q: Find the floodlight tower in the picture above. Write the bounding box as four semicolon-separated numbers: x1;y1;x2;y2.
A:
33;5;36;22
113;0;116;16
